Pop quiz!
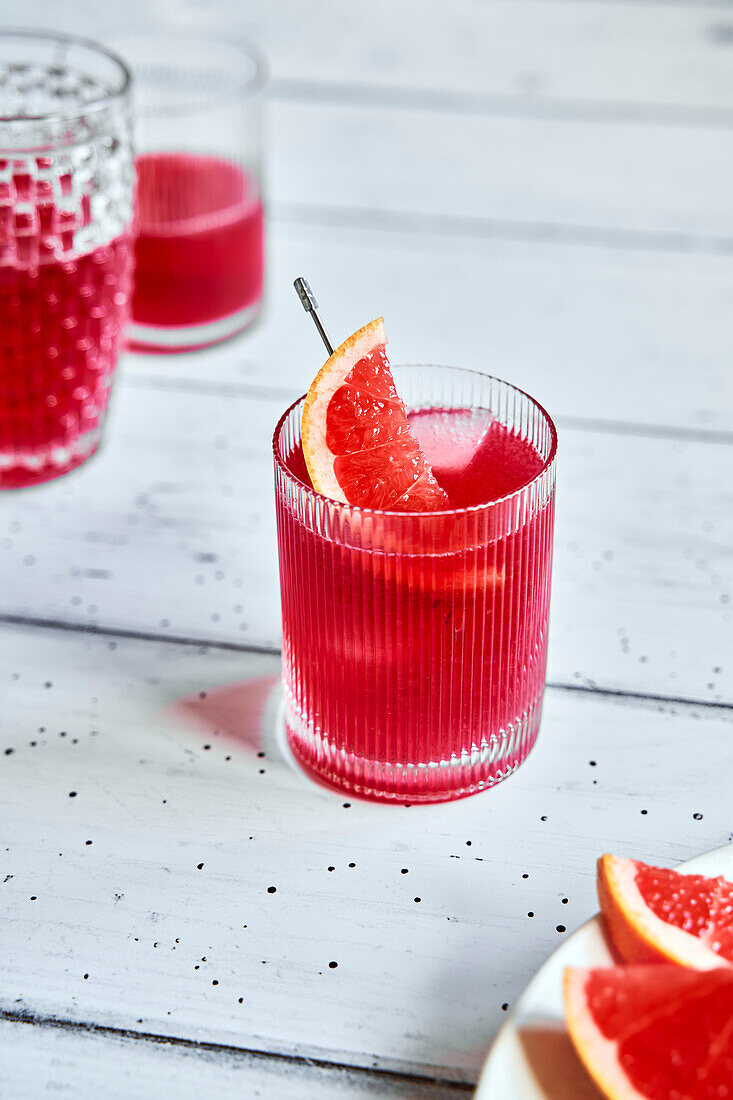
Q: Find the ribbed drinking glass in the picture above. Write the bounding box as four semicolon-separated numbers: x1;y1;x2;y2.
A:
274;365;557;803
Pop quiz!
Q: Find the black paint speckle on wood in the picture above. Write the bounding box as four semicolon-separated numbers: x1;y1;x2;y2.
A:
401;868;409;874
212;980;219;986
414;897;421;903
328;961;338;969
30;896;37;901
267;886;277;894
327;866;335;872
4;748;13;755
522;873;529;879
641;809;648;815
203;744;211;751
83;973;89;979
257;751;265;759
348;862;356;868
259;769;265;774
197;863;204;870
85;840;92;846
527;912;534;918
501;1003;509;1011
589;761;597;767
69;791;77;798
694;813;704;820
238;997;243;1003
540;816;547;822
562;898;569;904
343;803;351;808
199;692;207;699
556;925;566;933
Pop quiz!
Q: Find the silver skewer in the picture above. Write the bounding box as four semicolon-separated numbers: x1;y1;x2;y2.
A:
293;277;334;356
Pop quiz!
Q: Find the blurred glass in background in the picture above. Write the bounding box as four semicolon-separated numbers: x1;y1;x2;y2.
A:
112;28;267;353
0;30;134;489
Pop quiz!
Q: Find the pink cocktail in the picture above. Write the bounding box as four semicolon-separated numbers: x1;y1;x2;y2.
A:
115;30;267;352
274;364;557;803
0;31;134;489
0;227;131;488
130;153;264;348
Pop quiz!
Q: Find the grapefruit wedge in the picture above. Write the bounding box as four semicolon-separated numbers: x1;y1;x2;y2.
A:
301;317;449;511
597;853;733;970
564;964;733;1100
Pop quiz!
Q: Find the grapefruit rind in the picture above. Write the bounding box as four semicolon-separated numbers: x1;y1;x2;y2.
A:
598;853;732;971
563;968;647;1100
301;316;386;503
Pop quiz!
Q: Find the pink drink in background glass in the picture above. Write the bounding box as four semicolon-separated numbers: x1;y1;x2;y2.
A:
0;220;131;488
274;365;557;803
113;29;267;352
0;31;133;489
131;153;264;342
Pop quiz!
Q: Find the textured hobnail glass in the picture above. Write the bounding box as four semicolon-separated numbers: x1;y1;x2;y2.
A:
111;29;266;352
0;31;133;489
274;365;557;803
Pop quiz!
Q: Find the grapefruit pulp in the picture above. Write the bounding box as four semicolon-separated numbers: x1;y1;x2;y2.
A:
597;853;733;970
564;964;733;1100
301;317;449;510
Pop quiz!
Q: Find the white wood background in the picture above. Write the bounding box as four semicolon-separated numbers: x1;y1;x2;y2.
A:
2;0;733;1096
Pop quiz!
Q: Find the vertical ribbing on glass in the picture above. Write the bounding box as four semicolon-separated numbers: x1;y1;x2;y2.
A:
273;365;557;804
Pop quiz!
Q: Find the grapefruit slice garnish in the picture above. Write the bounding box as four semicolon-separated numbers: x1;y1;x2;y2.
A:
564;964;733;1100
597;853;733;970
301;317;449;511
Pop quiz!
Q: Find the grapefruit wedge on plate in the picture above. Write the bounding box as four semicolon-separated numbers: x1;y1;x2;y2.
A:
597;853;733;969
301;317;449;511
564;964;733;1100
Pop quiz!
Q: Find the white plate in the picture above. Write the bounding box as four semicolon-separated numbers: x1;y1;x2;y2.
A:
475;842;733;1099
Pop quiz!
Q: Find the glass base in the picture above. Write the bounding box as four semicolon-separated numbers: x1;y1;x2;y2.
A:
284;696;542;804
0;428;102;489
127;299;262;353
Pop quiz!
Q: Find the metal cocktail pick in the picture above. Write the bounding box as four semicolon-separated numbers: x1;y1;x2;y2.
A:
293;277;334;357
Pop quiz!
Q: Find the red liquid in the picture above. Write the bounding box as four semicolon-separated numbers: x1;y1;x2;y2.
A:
276;406;556;802
0;203;131;488
131;153;264;341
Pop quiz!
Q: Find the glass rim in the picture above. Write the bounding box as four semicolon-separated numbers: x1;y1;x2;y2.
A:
0;28;131;125
273;363;558;519
108;26;268;119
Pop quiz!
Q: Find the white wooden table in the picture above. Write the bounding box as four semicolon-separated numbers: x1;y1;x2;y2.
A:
2;2;733;1096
